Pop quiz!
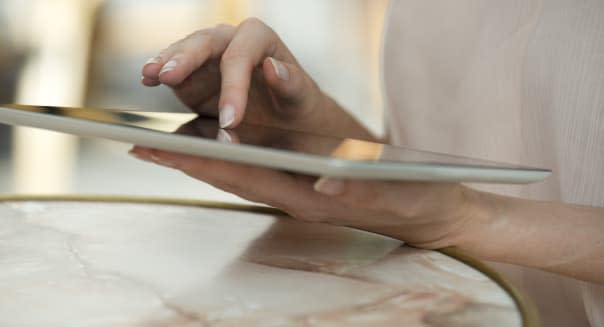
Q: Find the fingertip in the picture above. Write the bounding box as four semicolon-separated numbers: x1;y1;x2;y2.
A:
218;56;253;128
217;77;248;128
129;151;147;161
145;149;178;168
156;59;185;86
265;57;289;81
149;149;210;171
142;61;163;80
262;58;279;84
218;101;247;129
130;145;149;154
141;76;161;87
129;146;153;161
262;57;304;100
219;103;240;129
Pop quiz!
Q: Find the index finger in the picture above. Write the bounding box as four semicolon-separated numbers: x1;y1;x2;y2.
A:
218;18;288;128
143;24;236;86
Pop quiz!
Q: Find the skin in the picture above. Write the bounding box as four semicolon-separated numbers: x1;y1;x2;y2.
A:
133;18;604;284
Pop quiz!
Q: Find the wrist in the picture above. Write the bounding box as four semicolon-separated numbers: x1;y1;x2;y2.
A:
426;187;604;282
448;190;538;267
447;187;502;256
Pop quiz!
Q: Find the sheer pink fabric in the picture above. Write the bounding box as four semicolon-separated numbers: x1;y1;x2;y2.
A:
382;1;604;325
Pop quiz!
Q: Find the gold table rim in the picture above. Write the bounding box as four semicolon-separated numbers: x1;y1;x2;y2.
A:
0;194;539;327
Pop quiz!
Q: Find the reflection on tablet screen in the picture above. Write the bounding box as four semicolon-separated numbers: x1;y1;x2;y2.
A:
1;104;547;171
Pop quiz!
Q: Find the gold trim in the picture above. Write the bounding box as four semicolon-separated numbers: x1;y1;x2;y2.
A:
0;194;538;326
0;194;284;216
441;247;541;327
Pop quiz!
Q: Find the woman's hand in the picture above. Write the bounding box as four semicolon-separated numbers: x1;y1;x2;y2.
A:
135;17;604;283
135;18;479;251
141;18;373;140
129;146;485;250
130;145;604;284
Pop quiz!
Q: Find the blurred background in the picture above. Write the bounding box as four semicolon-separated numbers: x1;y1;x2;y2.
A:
0;0;388;202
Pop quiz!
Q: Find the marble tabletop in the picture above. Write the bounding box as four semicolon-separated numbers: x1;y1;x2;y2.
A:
0;198;524;327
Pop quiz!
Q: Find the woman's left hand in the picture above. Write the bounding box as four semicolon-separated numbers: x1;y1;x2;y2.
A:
129;146;488;250
130;144;604;284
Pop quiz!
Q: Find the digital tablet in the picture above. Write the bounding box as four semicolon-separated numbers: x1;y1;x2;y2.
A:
0;104;551;184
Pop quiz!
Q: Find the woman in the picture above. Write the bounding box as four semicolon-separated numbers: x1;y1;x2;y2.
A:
131;1;604;325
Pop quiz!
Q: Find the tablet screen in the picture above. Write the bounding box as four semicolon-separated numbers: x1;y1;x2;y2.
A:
1;104;547;173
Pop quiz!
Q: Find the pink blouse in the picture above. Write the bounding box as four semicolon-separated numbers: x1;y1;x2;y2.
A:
383;1;604;326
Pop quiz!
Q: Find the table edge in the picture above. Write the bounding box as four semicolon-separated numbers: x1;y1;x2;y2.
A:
0;194;539;327
440;247;540;327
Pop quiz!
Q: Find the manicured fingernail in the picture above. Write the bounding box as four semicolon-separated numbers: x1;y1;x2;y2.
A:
314;177;345;196
159;60;177;75
220;104;236;128
269;57;289;81
217;129;232;143
150;154;176;168
145;56;162;65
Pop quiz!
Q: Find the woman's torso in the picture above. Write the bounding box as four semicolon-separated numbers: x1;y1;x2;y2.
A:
383;0;604;325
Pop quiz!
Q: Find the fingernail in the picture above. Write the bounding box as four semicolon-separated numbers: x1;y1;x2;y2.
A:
314;177;346;196
217;129;232;143
220;104;236;128
159;60;178;75
145;56;162;65
269;57;289;81
150;154;176;168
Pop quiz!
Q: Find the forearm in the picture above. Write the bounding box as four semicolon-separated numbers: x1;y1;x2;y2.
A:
457;189;604;283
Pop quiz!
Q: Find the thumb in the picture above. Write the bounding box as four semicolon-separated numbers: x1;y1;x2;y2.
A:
263;57;316;106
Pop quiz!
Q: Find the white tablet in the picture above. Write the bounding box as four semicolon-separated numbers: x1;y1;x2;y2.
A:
0;104;551;184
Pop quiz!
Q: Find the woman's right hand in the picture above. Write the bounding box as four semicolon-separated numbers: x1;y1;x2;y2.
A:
141;18;373;140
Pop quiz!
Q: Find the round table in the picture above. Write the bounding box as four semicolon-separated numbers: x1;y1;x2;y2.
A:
0;196;538;327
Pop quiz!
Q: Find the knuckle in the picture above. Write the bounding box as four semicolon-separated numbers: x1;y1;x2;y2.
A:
173;31;213;58
214;23;234;31
221;46;250;63
183;31;212;50
220;79;248;94
158;48;173;60
189;28;211;39
240;17;277;38
165;39;184;52
240;17;265;29
196;32;213;45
